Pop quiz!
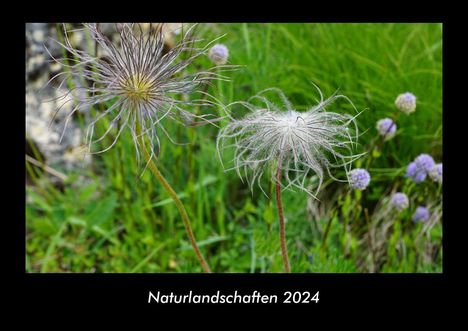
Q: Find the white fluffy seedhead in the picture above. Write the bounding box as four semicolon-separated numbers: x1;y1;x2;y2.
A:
217;87;363;198
44;23;232;163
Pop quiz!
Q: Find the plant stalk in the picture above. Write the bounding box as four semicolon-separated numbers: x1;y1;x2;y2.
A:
275;157;291;273
136;119;211;273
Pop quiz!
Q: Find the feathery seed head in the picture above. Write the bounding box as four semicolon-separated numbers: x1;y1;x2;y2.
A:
348;168;371;190
395;92;416;114
412;206;430;223
391;192;409;211
217;87;363;197
46;23;230;161
376;118;396;140
208;44;229;65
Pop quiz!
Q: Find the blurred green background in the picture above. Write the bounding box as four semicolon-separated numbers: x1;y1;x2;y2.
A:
26;23;442;272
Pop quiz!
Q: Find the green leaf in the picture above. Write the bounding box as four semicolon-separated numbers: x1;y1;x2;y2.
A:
145;175;218;209
79;183;99;202
179;235;229;250
91;225;119;245
85;192;118;227
27;190;52;213
67;216;87;227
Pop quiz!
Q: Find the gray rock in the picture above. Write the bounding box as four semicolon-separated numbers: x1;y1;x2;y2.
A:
26;23;93;177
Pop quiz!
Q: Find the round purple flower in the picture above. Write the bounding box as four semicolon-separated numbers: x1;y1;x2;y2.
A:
406;162;416;177
429;163;442;184
395;92;416;114
412;206;430;223
406;154;435;183
348;168;371;190
415;154;435;172
376;118;397;140
406;162;426;183
208;44;229;65
391;192;409;211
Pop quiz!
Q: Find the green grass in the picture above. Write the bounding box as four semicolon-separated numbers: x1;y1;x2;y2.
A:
26;23;442;273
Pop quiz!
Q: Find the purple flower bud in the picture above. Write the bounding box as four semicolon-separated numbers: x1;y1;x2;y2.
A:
391;192;409;211
376;118;397;140
208;44;229;65
412;206;430;223
348;168;371;190
395;92;416;114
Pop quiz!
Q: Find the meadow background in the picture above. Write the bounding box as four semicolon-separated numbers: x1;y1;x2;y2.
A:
25;23;442;273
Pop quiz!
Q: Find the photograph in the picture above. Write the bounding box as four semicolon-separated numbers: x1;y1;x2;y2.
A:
25;22;442;274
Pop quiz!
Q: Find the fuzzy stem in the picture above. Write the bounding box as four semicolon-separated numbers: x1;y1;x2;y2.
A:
136;120;211;273
275;158;291;273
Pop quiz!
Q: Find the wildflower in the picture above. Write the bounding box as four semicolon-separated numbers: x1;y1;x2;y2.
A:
217;87;362;197
395;92;416;114
406;162;426;183
208;44;229;65
406;154;435;183
47;23;227;160
376;118;396;140
218;86;362;272
391;192;409;211
348;168;371;190
412;206;430;223
415;154;435;172
429;163;443;184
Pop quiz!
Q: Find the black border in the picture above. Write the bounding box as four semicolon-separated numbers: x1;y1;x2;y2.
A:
15;10;458;314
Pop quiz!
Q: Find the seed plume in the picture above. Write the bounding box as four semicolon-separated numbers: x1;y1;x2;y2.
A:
217;87;363;197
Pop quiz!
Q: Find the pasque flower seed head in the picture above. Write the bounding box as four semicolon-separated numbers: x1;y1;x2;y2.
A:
217;86;363;197
46;23;229;161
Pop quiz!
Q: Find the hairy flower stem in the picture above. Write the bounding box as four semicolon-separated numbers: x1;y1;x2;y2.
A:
136;120;211;273
275;158;291;273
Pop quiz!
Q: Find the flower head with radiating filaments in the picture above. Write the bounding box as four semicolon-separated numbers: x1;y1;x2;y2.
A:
217;87;363;197
46;23;230;162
